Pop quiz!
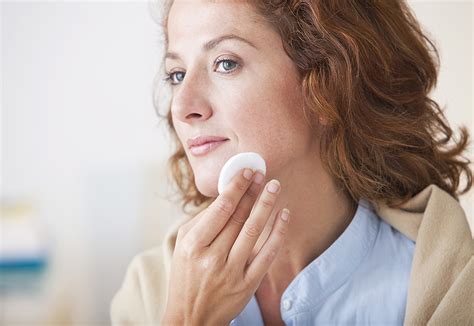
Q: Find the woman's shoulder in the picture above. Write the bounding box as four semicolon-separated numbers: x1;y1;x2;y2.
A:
371;184;473;243
370;184;474;324
126;246;167;273
120;212;192;277
110;245;168;324
110;214;194;325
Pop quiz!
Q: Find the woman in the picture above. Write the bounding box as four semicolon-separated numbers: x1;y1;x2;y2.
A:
111;0;473;324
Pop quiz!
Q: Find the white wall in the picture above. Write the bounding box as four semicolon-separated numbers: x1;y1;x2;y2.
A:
408;0;473;228
1;0;472;324
2;1;179;323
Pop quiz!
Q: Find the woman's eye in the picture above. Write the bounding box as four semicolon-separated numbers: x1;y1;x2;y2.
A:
165;71;185;85
216;59;239;73
164;59;239;86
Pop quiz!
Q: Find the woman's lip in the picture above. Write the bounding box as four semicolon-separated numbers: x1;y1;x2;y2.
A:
189;140;228;156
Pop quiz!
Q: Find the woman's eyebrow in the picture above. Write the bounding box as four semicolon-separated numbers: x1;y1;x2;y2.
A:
165;34;257;61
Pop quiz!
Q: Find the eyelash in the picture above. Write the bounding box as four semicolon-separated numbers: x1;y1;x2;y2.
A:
163;58;240;86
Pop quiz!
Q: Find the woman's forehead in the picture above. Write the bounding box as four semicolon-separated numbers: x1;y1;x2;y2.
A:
167;0;263;38
166;1;273;55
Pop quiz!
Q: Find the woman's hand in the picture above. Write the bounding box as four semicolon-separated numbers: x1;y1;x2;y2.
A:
162;168;290;326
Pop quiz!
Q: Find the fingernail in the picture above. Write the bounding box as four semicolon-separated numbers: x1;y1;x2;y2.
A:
243;168;254;180
267;180;280;193
253;171;264;185
281;208;290;222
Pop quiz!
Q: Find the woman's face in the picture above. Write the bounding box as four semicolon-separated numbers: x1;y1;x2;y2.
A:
166;0;318;197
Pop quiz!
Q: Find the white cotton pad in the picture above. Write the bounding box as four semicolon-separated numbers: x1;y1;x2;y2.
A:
218;152;266;194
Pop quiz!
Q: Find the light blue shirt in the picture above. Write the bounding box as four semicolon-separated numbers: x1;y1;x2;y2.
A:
230;199;416;325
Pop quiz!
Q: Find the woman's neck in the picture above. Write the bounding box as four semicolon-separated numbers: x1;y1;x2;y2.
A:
251;152;358;296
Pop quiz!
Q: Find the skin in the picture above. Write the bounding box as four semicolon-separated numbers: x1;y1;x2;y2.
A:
165;0;358;323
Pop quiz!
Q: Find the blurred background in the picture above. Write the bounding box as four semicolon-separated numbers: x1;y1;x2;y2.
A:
1;0;473;324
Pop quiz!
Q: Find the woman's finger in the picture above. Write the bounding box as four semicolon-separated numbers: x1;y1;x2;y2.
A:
244;208;290;285
211;170;266;256
186;168;254;248
227;179;281;268
176;210;205;243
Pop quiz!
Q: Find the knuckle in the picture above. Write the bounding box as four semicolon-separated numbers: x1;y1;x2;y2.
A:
244;186;260;199
260;197;275;209
216;197;234;215
244;222;261;238
180;238;199;258
199;254;220;269
277;226;287;236
230;212;247;226
233;179;248;192
243;273;257;290
262;248;278;265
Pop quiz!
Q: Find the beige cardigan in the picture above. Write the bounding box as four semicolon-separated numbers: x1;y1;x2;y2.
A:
110;185;474;325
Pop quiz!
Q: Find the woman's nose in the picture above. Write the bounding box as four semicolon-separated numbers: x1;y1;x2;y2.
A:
172;74;212;123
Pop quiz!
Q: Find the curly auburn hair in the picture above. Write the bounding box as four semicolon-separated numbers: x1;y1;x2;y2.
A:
153;0;472;215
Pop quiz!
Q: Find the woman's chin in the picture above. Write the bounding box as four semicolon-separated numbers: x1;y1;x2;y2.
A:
194;173;219;198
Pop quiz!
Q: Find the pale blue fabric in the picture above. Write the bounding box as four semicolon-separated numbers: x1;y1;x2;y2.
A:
230;199;416;325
